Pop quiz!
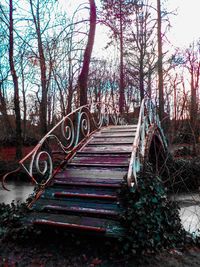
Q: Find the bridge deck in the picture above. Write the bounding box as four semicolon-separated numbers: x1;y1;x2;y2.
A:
27;124;137;237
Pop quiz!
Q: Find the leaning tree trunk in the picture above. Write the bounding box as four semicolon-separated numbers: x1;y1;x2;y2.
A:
78;0;96;106
9;0;22;159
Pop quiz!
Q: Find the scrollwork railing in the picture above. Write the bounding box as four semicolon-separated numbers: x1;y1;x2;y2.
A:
2;103;126;190
127;98;168;187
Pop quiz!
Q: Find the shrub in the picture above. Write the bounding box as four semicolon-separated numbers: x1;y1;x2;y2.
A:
164;157;200;192
119;165;185;254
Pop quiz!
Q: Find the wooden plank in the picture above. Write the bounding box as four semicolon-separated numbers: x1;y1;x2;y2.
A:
76;150;131;158
30;212;116;227
53;176;122;185
41;186;117;198
55;167;127;180
32;198;121;212
54;192;117;200
29;212;125;237
81;144;132;153
71;155;130;165
87;142;133;146
101;130;136;133
93;132;135;137
53;179;121;188
106;125;137;130
42;205;119;218
34;219;106;233
67;162;128;168
89;137;134;144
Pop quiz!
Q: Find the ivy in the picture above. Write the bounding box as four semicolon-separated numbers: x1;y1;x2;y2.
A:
119;165;186;254
0;201;35;241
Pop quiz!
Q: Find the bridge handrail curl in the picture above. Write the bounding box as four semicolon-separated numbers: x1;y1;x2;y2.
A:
2;103;126;190
127;98;167;187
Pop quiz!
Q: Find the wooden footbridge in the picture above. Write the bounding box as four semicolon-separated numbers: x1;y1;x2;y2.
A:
2;99;168;237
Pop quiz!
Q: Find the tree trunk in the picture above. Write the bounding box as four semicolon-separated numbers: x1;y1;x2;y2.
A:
190;71;197;155
147;66;152;98
9;0;22;159
0;84;13;137
20;54;27;141
139;52;144;101
30;0;48;136
67;81;73;114
119;0;125;113
157;0;164;123
66;54;73;114
38;29;48;135
78;0;96;106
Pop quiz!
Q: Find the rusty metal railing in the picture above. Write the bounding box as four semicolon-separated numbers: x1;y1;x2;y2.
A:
2;103;126;190
127;98;168;187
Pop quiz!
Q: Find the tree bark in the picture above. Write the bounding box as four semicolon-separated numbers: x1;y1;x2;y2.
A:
139;52;144;101
119;0;125;113
9;0;22;159
78;0;96;106
0;86;13;137
30;0;48;136
157;0;164;123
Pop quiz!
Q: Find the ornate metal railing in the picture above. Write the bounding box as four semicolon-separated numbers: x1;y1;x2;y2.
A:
2;103;126;190
127;98;168;187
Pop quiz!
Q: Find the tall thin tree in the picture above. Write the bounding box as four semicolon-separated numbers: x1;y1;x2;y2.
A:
157;0;164;122
78;0;96;106
9;0;22;159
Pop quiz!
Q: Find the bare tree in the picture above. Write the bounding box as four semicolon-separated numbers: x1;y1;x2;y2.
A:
8;0;22;158
101;0;135;113
157;0;164;122
78;0;96;106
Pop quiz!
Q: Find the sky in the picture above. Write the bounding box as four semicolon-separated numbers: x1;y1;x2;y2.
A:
167;0;200;48
62;0;200;53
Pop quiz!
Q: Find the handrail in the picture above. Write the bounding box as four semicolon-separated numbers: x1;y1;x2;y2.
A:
2;102;126;190
127;98;168;187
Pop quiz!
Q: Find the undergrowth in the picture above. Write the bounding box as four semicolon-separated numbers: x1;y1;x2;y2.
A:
166;157;200;192
0;161;197;257
119;165;186;254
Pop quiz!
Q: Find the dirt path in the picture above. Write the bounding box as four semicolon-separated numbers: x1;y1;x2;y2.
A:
0;234;200;267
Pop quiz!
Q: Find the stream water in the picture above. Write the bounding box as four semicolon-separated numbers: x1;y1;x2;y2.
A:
171;193;200;235
0;181;200;235
0;181;34;204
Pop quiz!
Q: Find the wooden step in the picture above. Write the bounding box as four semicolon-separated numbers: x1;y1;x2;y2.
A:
74;152;130;158
89;137;134;144
87;143;133;146
100;130;136;134
76;150;131;155
42;205;119;218
56;166;127;180
34;219;106;233
81;144;132;153
54;192;117;200
41;185;118;200
70;155;130;166
53;177;122;188
104;125;137;131
29;212;125;237
93;132;135;137
67;162;129;168
32;197;120;212
91;134;135;138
